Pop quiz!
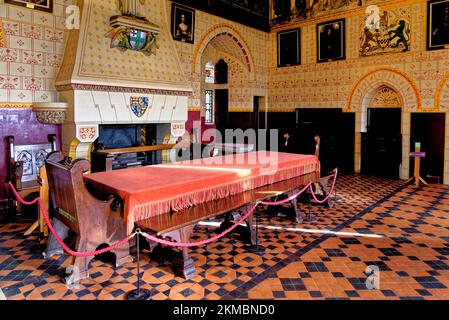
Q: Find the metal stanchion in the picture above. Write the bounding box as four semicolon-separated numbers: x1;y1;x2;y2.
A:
306;192;317;223
246;208;265;255
127;229;151;301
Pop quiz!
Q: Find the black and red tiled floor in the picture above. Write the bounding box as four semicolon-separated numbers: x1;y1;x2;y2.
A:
1;175;449;300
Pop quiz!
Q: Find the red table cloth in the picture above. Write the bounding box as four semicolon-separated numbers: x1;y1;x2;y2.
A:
85;151;320;234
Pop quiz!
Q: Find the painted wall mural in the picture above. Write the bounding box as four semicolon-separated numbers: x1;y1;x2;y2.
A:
271;0;388;25
360;7;411;57
173;0;269;31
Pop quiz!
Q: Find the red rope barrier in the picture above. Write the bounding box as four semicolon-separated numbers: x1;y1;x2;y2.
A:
8;169;338;253
8;182;136;257
260;182;312;206
141;204;257;248
308;169;339;204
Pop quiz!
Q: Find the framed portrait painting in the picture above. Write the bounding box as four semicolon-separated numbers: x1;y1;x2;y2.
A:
427;0;449;50
4;0;53;13
317;18;345;63
277;28;301;67
171;3;195;44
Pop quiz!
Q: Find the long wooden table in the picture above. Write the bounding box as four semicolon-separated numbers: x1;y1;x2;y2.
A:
83;152;320;278
85;151;321;235
136;172;317;279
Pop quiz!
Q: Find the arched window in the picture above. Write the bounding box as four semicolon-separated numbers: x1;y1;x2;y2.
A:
204;61;215;84
215;59;228;84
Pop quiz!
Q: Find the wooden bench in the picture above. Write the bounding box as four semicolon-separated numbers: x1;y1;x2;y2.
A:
44;152;133;283
136;171;318;279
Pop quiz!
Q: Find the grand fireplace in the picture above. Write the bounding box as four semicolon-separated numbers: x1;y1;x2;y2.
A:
54;0;192;166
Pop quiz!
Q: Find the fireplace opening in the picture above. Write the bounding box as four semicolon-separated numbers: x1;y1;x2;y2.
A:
91;124;159;172
97;124;143;150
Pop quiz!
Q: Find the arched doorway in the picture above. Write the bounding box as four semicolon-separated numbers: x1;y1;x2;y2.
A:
347;69;421;180
194;25;255;142
361;86;403;178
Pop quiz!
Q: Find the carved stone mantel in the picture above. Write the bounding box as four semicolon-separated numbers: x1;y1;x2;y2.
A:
32;102;69;125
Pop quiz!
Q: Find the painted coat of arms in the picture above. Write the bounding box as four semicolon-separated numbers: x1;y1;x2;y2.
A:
106;27;158;56
130;97;149;118
105;0;160;56
360;8;411;57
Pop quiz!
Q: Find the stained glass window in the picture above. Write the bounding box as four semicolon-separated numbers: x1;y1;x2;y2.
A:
205;89;214;124
205;61;215;84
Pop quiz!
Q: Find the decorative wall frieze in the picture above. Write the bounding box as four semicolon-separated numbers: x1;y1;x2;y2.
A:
0;103;33;109
35;110;66;124
55;84;192;96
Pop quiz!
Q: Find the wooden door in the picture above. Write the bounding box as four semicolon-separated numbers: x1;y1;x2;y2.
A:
362;108;402;179
215;89;229;135
410;113;445;183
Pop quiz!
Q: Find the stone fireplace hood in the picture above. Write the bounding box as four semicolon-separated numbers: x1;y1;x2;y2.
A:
55;0;192;155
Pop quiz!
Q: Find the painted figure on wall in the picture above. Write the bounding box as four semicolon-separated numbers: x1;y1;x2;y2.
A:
273;0;292;21
272;0;365;24
119;0;146;19
176;14;192;40
171;4;195;43
295;0;307;17
388;20;409;52
318;20;345;62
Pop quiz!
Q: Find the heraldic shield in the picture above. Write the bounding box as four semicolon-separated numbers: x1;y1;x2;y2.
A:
130;97;149;118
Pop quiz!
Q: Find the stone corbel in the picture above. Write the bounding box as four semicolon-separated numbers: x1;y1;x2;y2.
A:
32;102;69;125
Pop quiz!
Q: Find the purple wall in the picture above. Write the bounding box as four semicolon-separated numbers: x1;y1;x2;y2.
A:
0;108;61;201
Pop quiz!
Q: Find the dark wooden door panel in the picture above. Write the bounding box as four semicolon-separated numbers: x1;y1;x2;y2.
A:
362;108;402;179
410;113;445;182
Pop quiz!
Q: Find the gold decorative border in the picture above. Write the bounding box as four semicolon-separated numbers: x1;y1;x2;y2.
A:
435;71;449;109
0;102;33;109
0;18;6;48
229;108;254;112
345;67;422;112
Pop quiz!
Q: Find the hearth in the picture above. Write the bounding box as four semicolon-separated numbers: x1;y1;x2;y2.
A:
91;124;159;172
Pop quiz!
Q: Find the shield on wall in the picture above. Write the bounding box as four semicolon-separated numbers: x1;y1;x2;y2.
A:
377;33;391;48
129;29;147;50
130;97;149;118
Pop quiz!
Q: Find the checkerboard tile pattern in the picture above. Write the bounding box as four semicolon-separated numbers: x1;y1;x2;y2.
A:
1;175;447;300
